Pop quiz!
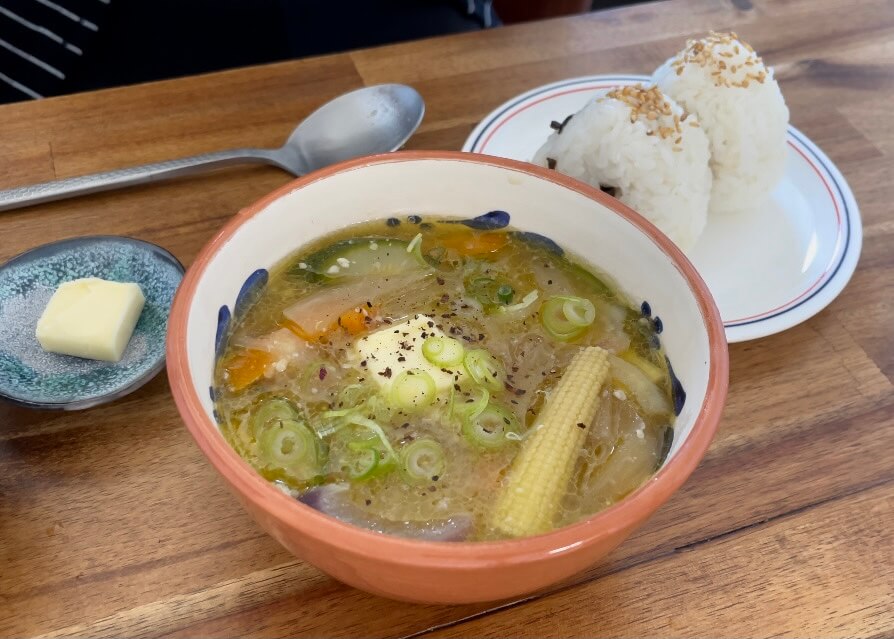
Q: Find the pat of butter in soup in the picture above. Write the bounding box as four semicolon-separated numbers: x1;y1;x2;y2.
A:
213;216;677;541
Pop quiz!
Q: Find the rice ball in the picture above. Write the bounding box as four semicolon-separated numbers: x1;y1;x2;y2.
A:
533;84;712;253
653;32;789;213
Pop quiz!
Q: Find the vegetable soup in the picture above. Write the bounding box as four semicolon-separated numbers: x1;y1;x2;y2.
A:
213;216;677;541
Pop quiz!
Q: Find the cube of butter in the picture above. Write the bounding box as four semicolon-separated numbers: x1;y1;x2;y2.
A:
36;278;146;362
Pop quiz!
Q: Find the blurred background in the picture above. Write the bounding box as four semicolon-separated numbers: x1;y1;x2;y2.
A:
0;0;644;105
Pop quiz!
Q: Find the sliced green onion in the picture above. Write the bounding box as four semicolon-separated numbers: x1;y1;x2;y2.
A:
250;398;298;440
467;277;515;309
345;448;379;480
561;296;596;327
540;296;585;341
390;369;437;411
421;336;465;366
321;407;357;419
331;421;380;451
400;438;446;482
314;421;345;439
406;232;428;266
406;232;423;254
336;383;370;408
347;432;381;451
501;290;539;314
365;393;396;423
258;418;319;473
329;423;396;480
317;406;362;439
335;444;395;481
343;416;398;462
356;445;396;477
462;403;521;450
497;284;514;305
452;386;489;420
463;348;506;392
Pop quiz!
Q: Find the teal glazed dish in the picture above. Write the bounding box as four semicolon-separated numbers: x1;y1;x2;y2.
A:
0;236;184;410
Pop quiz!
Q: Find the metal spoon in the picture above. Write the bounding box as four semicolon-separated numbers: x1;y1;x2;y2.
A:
0;84;425;212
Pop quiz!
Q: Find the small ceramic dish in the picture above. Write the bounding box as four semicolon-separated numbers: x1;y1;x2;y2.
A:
0;236;184;410
463;75;863;343
166;151;728;604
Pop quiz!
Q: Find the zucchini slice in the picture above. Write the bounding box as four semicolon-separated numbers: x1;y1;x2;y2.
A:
307;237;429;279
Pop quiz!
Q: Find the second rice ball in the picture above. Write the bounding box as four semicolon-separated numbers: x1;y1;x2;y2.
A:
653;32;790;213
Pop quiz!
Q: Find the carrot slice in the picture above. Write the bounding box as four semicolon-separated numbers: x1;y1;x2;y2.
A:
337;306;376;336
439;231;508;256
224;349;273;391
283;309;375;340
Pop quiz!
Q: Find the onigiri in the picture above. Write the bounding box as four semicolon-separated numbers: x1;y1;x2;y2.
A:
653;32;789;213
533;84;712;252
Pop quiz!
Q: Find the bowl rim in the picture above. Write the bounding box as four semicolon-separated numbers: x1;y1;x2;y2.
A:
166;150;728;567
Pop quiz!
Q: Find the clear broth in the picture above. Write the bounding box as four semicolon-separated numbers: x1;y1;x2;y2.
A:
214;217;675;541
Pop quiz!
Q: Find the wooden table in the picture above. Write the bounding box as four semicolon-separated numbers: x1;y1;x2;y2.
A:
2;0;892;636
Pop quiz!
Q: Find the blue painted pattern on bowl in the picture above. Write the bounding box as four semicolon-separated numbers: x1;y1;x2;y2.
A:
0;236;184;410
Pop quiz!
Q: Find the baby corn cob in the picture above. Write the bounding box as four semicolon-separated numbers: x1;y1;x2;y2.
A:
492;346;611;537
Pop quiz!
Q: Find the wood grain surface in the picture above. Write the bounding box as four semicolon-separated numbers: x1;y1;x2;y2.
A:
2;0;893;637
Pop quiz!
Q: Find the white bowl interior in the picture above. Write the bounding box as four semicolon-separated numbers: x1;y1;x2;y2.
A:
185;158;713;465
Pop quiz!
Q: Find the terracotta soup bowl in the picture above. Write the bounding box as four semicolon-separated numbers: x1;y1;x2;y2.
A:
167;151;728;604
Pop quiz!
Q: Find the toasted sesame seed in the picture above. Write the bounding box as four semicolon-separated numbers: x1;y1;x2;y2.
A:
669;32;766;88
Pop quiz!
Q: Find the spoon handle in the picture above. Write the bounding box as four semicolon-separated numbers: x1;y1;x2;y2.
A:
0;148;282;212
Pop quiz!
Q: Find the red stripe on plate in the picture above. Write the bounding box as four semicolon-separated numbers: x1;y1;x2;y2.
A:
477;86;613;153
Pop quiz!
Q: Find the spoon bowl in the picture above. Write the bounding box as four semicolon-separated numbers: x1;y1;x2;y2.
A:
279;84;425;174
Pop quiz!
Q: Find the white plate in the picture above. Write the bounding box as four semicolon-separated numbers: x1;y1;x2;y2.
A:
462;75;862;343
